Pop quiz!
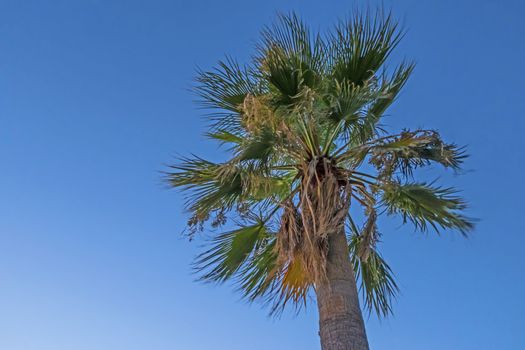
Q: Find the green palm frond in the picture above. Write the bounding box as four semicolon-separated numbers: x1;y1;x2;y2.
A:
350;234;398;318
168;157;242;218
246;173;294;201
352;62;415;143
168;156;290;234
347;216;398;317
196;57;259;114
237;237;278;300
324;79;382;129
195;58;259;138
194;221;271;282
329;10;402;86
196;222;312;316
366;62;415;122
258;13;326;101
205;129;243;146
237;127;278;162
381;181;474;235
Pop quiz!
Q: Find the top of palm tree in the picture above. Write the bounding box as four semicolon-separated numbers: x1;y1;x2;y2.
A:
167;9;474;318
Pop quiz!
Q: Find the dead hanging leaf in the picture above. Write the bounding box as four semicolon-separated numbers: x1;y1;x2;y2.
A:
276;201;302;263
356;209;379;262
274;156;353;285
279;255;311;304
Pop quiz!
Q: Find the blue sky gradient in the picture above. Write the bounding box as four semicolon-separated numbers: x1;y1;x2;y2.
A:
1;0;524;349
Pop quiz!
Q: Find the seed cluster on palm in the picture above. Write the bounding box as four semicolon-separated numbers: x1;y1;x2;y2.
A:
167;10;473;346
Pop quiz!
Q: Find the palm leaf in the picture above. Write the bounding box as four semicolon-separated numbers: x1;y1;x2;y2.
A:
369;130;466;177
350;233;398;317
196;57;260;113
328;10;402;86
352;62;415;143
194;222;270;282
206;129;243;145
381;181;474;235
237;128;277;162
258;13;326;104
167;157;243;219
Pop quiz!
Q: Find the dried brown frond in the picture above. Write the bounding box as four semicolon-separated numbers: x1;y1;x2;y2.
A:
356;209;379;262
278;255;311;307
274;156;352;285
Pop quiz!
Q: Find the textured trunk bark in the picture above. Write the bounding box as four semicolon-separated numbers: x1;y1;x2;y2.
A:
316;228;369;350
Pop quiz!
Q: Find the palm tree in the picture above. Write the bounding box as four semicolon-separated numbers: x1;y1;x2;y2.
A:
167;10;473;350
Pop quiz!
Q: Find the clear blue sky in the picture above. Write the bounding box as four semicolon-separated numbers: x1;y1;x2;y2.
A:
1;0;524;349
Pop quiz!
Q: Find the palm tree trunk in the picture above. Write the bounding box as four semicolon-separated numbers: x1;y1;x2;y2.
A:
316;228;369;350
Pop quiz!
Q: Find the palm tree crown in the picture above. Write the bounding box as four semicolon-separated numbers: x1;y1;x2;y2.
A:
168;10;474;318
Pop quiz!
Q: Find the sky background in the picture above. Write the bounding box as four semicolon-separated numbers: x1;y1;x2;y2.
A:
1;0;524;349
